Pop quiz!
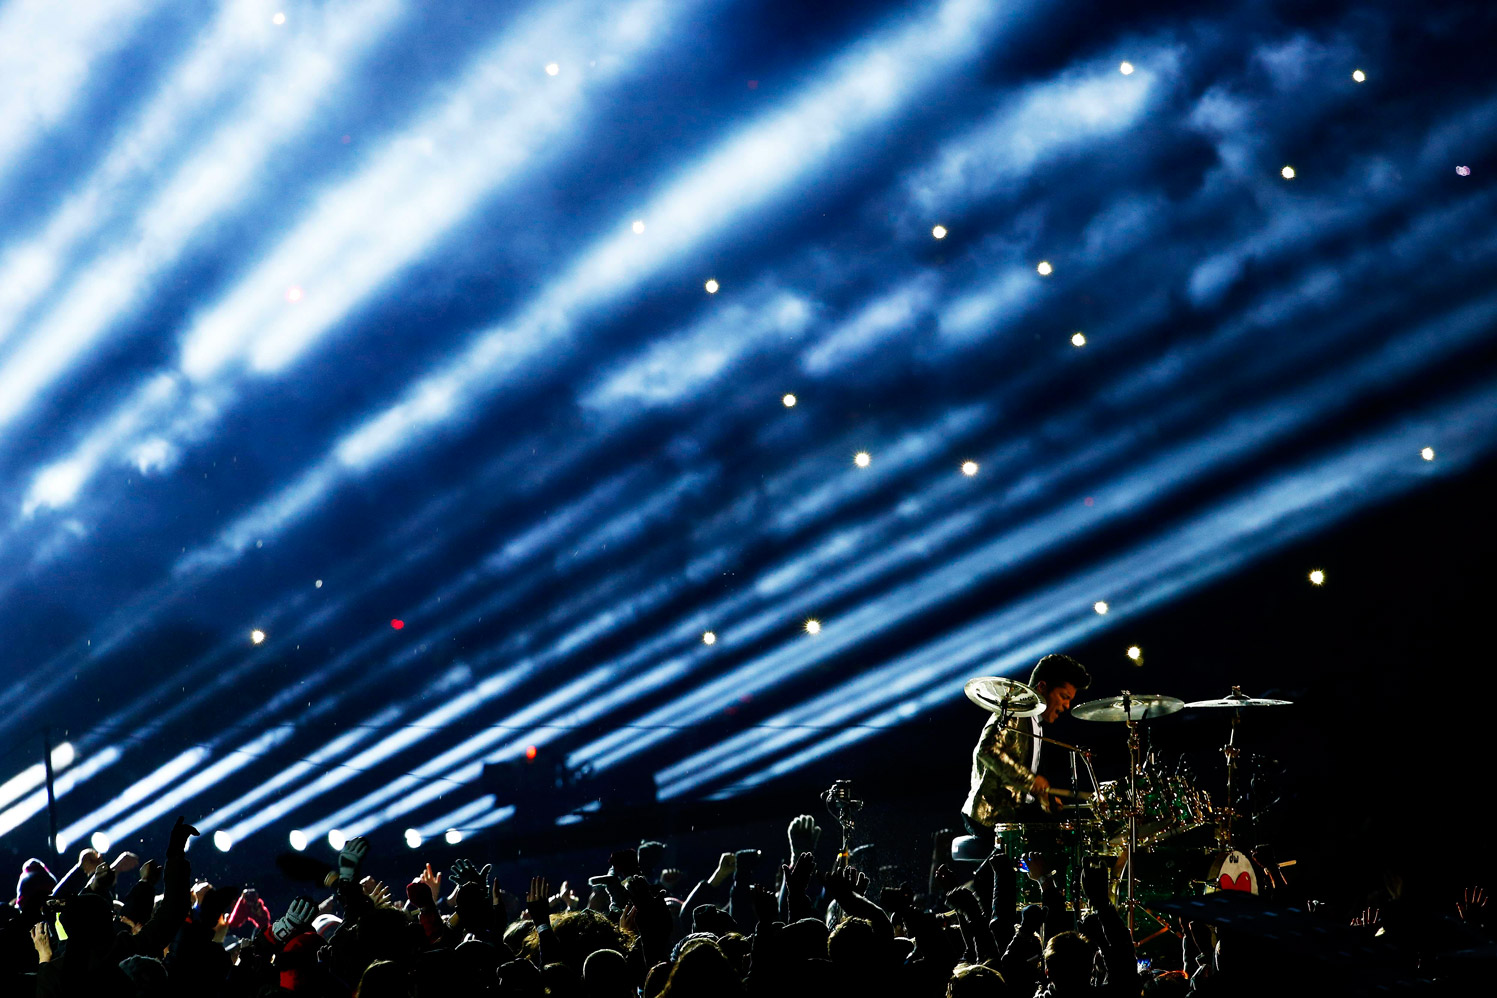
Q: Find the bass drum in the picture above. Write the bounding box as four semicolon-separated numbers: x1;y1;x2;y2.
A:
1205;849;1260;894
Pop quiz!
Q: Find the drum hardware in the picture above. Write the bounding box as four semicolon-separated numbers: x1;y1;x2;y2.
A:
821;779;864;863
1182;687;1292;848
964;676;1045;718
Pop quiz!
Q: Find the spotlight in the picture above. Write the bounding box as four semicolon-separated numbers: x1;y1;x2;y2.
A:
1070;332;1086;347
702;631;717;645
1036;261;1053;276
1421;446;1435;461
53;742;75;768
1093;601;1109;615
391;619;405;629
445;828;463;845
1456;165;1471;176
631;219;645;234
1308;569;1325;586
1119;61;1135;75
704;279;720;294
286;286;303;303
545;62;560;76
328;829;346;850
213;830;233;852
961;461;979;477
1281;166;1296;179
90;831;111;854
931;224;947;239
1352;69;1366;83
805;619;822;635
250;629;266;645
272;12;286;26
782;393;796;407
404;828;423;849
1126;645;1142;661
853;451;871;468
288;829;308;851
524;745;537;760
315;579;323;588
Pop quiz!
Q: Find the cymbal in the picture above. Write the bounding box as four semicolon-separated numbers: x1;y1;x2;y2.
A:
1071;693;1184;722
1185;687;1293;708
964;676;1044;717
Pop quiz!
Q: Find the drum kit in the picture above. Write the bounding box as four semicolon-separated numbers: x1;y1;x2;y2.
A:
962;677;1293;934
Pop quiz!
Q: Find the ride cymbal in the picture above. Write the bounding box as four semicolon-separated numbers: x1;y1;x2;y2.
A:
964;676;1045;717
1071;693;1184;722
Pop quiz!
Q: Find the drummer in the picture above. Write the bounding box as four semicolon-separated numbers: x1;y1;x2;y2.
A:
961;653;1091;850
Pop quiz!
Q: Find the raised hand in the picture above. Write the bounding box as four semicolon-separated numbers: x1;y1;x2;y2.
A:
734;849;762;879
946;885;983;919
1080;863;1111;908
783;851;816;897
709;851;736;887
138;859;162;886
659;868;684;892
338;836;370;882
32;923;54;963
1458;887;1488;923
525;876;551;927
360;877;392;907
1018;902;1045;934
749;884;777;928
407;880;437;910
270;897;316;945
549;880;580;912
413;862;442;905
788;815;821;858
451;857;492;890
167;816;199;858
110;852;140;875
78;848;103;874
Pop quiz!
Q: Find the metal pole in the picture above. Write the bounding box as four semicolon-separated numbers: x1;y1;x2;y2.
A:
42;728;60;855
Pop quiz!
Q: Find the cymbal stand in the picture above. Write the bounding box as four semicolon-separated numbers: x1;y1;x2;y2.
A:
1220;696;1242;850
1121;690;1139;931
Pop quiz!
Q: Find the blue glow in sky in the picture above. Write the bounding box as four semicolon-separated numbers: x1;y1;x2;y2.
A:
1;0;1496;856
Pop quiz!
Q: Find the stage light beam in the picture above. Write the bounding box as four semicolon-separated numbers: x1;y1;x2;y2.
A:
289;829;308;851
1309;569;1325;585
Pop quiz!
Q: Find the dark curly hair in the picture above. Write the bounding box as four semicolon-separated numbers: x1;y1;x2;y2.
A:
1029;653;1091;693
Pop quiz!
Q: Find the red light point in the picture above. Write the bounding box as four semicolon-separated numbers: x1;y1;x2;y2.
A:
525;745;537;760
390;619;404;629
1083;496;1095;507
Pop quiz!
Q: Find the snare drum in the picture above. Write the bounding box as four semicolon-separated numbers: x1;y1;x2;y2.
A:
991;819;1107;909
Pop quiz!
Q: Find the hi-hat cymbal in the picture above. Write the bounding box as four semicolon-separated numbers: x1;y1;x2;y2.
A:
964;677;1044;717
1184;687;1293;708
1071;693;1184;722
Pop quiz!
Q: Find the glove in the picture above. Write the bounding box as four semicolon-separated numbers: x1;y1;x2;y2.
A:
338;837;370;882
270;897;316;945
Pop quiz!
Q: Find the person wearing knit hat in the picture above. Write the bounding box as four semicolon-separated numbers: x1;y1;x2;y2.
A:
15;858;56;912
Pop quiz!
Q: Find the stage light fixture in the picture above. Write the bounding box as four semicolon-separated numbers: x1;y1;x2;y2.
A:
1308;569;1325;585
90;831;111;854
1456;166;1471;176
705;279;720;294
273;12;286;26
1126;645;1142;661
251;629;265;645
702;630;716;645
1281;165;1295;179
1071;332;1086;347
961;461;979;476
1120;61;1134;75
631;220;645;234
1037;261;1053;275
315;579;323;588
545;62;560;76
213;830;232;852
328;829;346;850
1093;600;1109;614
854;451;871;467
1421;446;1435;461
932;224;947;239
286;286;303;303
1352;69;1365;82
444;828;463;844
288;829;308;851
805;619;822;635
404;828;422;849
782;393;796;407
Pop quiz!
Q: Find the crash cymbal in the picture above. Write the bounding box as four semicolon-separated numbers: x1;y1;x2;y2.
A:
1071;693;1184;722
964;676;1045;717
1185;686;1293;708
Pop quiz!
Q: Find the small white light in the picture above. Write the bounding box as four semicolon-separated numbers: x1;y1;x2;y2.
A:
782;393;797;407
213;830;233;853
1421;446;1435;461
90;831;111;854
272;12;286;26
931;224;947;239
250;629;266;645
961;461;979;477
1456;165;1471;176
1071;332;1087;347
1036;260;1053;276
289;830;308;851
631;219;645;234
1351;69;1365;83
1281;165;1296;179
404;828;423;849
328;829;346;850
1119;61;1135;75
545;62;560;76
1308;569;1325;586
854;451;871;468
286;285;303;303
53;742;76;768
444;828;463;845
704;279;720;294
315;579;323;588
702;631;717;645
805;619;822;635
1126;645;1142;661
1093;601;1109;615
